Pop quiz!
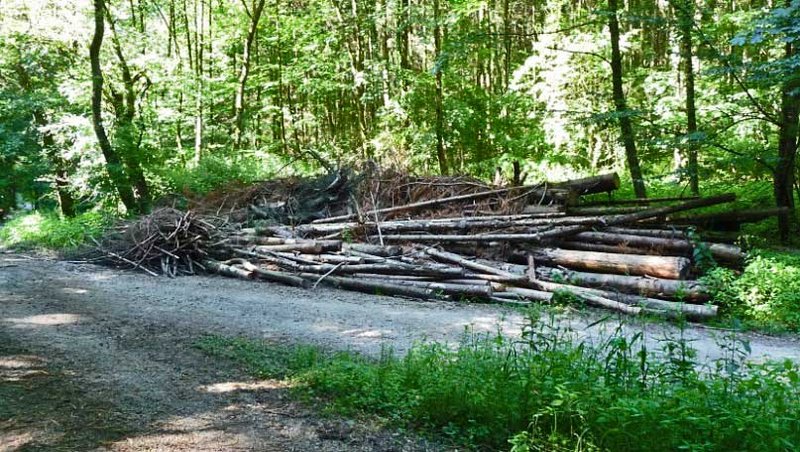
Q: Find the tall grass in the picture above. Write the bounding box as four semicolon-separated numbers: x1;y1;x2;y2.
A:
197;312;800;451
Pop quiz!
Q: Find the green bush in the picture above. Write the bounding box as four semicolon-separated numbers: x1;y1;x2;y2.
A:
0;210;112;250
197;315;800;451
153;155;286;197
704;249;800;331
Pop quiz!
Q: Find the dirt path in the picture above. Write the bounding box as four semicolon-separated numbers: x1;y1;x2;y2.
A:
2;252;799;450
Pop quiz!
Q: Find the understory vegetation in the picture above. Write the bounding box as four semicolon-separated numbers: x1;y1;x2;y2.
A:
196;314;800;451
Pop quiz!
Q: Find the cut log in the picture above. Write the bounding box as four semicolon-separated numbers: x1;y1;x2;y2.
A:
581;195;700;206
664;207;789;230
303;274;446;300
514;248;692;279
551;172;620;195
604;227;688;239
361;278;493;298
237;261;312;288
423;248;526;283
535;267;709;302
557;241;654;256
568;206;651;216
253;240;341;254
342;243;403;256
203;259;254;279
529;279;642;315
569;231;745;262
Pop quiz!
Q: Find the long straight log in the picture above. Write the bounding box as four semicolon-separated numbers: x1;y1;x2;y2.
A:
362;278;493;298
423;248;525;281
237;261;312;288
530;279;642;315
568;206;650;216
535;267;709;302
664;207;789;230
570;231;745;262
551;172;620;195
604;227;688;239
342;243;403;256
300;273;446;300
203;259;254;279
581;195;700;206
518;248;692;279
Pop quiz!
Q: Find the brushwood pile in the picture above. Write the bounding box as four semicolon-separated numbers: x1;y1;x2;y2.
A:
91;168;785;321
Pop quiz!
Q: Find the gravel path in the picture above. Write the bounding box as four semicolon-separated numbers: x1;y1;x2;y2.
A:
1;252;799;450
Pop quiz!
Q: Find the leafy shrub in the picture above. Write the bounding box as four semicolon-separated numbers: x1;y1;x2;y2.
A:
0;210;112;250
704;249;800;331
153;155;282;197
198;315;800;451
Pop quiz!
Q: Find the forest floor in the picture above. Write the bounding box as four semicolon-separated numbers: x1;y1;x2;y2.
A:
2;251;800;451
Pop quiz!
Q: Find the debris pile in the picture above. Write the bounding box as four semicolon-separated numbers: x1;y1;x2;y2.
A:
94;169;778;321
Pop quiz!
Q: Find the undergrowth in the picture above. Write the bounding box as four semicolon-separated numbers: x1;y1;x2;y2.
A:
196;313;800;451
704;248;800;332
0;210;112;250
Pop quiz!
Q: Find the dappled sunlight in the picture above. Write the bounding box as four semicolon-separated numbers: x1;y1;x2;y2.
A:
107;429;245;451
61;287;88;294
340;328;393;339
198;380;292;394
0;354;48;382
4;313;82;326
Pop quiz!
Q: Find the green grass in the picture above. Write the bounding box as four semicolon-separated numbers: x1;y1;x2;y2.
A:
0;210;112;250
196;314;800;451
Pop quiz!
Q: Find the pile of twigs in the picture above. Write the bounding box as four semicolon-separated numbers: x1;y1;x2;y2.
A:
92;208;226;276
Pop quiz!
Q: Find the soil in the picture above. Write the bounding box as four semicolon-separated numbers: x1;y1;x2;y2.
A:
2;251;799;451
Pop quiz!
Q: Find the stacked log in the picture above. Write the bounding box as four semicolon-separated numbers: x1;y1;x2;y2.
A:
99;171;766;322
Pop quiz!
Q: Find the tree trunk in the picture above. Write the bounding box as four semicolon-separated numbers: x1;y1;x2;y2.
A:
90;0;138;213
678;0;700;195
433;0;448;174
234;0;267;149
608;0;646;198
776;37;799;242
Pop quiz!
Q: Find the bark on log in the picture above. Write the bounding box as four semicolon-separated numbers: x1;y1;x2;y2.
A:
301;274;446;300
342;243;403;256
423;248;527;283
582;195;699;206
516;248;692;279
604;227;688;239
535;267;709;302
551;172;621;195
203;259;255;279
530;279;642;315
361;278;493;298
568;206;650;216
237;261;312;288
664;207;789;230
570;231;745;262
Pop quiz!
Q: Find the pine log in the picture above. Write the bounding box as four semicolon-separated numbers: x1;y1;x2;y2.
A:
570;231;745;262
342;243;403;256
529;279;642;315
516;248;692;279
237;261;312;288
568;206;651;216
557;241;654;255
551;172;621;195
203;259;255;279
664;207;789;230
581;195;700;206
535;267;709;302
604;227;688;239
302;274;446;300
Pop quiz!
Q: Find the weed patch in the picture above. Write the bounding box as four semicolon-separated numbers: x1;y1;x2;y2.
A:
197;315;800;451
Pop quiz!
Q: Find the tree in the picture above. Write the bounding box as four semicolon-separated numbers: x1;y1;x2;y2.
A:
90;0;138;213
608;0;646;198
675;0;700;195
233;0;267;149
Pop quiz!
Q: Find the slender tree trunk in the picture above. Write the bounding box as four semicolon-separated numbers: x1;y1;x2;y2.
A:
234;0;267;149
90;0;138;213
776;38;799;242
678;0;699;195
36;112;76;217
608;0;646;198
433;0;448;174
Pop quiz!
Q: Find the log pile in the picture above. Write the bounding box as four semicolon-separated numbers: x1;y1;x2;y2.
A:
95;170;782;322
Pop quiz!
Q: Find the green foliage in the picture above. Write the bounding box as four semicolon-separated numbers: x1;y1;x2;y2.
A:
198;316;800;451
0;210;112;250
704;249;800;331
153;155;284;196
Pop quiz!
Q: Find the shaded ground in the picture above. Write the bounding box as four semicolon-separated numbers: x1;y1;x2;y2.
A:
1;252;799;450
